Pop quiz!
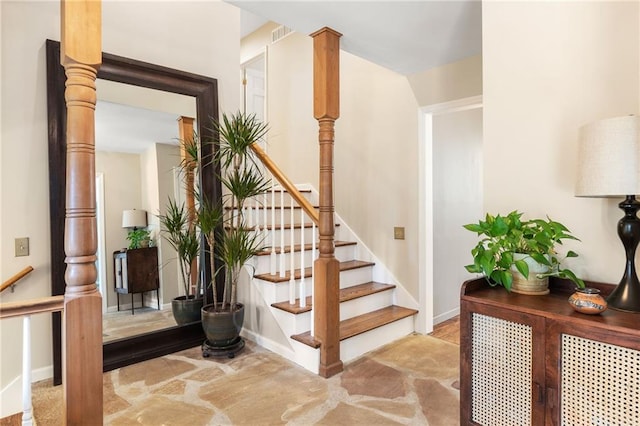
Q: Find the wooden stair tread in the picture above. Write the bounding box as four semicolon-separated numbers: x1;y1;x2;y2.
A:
291;305;418;348
271;282;396;314
254;260;374;283
229;222;334;231
255;240;356;256
225;205;319;210
271;188;312;193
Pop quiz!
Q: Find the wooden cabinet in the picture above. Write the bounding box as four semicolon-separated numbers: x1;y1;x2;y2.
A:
113;247;160;314
461;278;640;425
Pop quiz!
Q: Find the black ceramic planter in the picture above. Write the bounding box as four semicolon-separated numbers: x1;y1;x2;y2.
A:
201;303;245;346
171;296;204;325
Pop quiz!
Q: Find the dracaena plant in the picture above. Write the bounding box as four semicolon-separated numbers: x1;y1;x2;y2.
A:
158;198;200;297
203;112;270;312
463;211;585;291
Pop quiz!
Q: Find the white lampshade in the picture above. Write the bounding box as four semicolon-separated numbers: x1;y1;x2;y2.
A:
575;115;640;198
122;209;147;228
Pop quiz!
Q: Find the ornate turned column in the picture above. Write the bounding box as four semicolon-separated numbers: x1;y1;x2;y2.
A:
311;27;343;378
60;1;103;423
178;116;198;294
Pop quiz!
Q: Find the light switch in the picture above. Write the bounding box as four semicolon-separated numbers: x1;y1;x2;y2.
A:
394;227;405;240
15;237;29;257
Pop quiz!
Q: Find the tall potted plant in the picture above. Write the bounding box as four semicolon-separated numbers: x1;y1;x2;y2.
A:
200;112;270;355
159;135;204;325
464;211;585;294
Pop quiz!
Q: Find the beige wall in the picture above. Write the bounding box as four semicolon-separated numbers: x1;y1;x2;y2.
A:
407;55;482;106
243;30;421;297
483;1;639;284
0;1;240;413
242;29;483;304
96;151;143;309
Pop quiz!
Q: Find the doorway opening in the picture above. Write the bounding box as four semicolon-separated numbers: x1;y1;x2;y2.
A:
418;95;483;334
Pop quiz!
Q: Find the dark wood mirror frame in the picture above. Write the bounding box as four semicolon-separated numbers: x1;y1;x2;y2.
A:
46;39;221;385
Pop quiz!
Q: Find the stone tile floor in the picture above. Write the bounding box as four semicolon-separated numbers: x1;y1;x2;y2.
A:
30;331;460;425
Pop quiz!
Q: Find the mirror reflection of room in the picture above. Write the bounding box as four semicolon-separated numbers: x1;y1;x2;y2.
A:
94;80;197;343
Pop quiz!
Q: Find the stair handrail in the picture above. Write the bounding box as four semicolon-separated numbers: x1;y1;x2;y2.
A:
250;142;319;225
0;295;64;319
1;266;34;294
0;295;64;426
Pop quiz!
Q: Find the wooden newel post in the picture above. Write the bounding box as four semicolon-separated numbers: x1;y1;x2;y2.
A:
311;27;343;378
60;1;103;423
178;116;198;294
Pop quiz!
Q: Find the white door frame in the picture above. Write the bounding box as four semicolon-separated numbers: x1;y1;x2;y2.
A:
96;172;108;314
241;48;268;120
417;95;483;334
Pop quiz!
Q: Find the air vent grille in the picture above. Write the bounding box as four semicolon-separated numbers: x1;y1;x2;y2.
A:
271;25;293;44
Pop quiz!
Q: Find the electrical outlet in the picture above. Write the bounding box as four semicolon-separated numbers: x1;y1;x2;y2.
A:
394;227;405;240
15;237;29;257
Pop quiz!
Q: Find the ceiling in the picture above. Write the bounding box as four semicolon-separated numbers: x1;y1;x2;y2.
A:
95;101;179;154
97;2;482;154
231;0;482;75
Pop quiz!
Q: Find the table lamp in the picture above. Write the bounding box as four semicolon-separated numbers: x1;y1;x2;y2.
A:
576;115;640;312
122;209;147;230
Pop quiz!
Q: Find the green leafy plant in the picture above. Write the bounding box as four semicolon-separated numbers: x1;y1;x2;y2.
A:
463;211;584;291
158;198;200;297
126;228;151;249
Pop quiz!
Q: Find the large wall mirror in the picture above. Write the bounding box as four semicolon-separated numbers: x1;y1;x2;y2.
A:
46;40;220;384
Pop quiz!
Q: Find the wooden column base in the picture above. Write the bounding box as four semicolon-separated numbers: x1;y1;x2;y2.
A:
63;291;103;423
314;256;343;377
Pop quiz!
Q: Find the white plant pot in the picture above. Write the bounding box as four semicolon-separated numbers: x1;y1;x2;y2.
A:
510;253;550;295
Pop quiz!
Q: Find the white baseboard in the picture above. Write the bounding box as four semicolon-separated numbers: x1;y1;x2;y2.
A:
433;306;460;325
0;365;53;418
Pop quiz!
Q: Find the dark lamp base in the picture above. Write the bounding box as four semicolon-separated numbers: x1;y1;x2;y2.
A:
607;195;640;313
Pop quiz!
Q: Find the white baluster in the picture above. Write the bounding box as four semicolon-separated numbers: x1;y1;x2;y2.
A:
299;207;306;308
247;197;253;229
22;315;33;426
289;197;295;304
270;185;276;275
310;223;316;336
279;190;286;278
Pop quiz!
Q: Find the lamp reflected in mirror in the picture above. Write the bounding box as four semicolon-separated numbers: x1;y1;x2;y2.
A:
576;114;640;312
122;209;147;229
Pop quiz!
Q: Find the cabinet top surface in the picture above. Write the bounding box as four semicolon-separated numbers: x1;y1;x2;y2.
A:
462;278;640;336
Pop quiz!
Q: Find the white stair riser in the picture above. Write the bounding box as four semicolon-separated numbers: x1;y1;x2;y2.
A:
269;289;394;331
241;208;316;227
258;278;313;304
340;316;415;363
253;244;356;274
340;291;393;321
236;191;313;208
266;226;321;245
272;308;311;335
339;267;374;288
253;265;374;304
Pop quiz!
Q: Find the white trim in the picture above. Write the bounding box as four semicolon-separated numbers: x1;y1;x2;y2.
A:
418;95;483;334
422;95;483;116
96;172;108;314
433;306;461;325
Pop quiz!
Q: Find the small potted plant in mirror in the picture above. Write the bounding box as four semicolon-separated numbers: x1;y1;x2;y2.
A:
158;134;204;326
159;198;202;325
463;211;585;295
126;228;152;249
198;112;270;357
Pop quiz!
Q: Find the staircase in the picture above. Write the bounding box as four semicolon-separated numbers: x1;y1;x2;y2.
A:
239;187;418;374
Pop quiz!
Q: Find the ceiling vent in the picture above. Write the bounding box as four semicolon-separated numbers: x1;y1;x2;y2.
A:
271;25;293;44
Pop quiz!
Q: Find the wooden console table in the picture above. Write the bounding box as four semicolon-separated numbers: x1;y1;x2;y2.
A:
113;247;160;314
460;277;640;425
